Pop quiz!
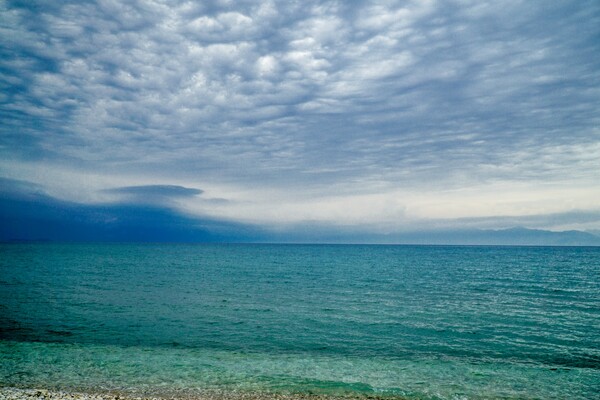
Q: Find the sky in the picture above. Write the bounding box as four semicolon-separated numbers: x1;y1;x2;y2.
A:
1;0;600;242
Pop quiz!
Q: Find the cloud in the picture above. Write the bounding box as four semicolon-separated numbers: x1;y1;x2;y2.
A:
102;184;207;208
105;184;202;199
0;177;45;197
413;210;600;232
1;178;599;244
1;0;599;235
0;178;258;242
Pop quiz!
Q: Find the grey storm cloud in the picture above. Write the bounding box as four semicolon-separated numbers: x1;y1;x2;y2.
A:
1;0;599;236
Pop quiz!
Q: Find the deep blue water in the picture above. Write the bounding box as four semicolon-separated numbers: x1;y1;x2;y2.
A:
1;243;599;399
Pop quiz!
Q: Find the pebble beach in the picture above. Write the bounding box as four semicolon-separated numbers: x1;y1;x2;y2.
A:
0;388;400;400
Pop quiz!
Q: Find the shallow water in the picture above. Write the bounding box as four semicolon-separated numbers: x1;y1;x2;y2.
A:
1;244;599;399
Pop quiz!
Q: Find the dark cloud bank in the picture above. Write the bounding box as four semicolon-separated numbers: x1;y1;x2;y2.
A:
2;179;599;245
0;179;257;243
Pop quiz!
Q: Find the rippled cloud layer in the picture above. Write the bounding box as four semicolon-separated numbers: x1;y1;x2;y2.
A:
1;0;599;236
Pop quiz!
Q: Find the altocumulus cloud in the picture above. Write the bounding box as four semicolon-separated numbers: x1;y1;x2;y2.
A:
1;0;600;239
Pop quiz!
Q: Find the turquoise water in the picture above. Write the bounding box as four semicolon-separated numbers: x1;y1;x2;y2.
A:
1;243;599;399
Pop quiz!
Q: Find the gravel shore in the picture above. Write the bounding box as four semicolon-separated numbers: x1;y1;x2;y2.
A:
0;388;159;400
0;388;402;400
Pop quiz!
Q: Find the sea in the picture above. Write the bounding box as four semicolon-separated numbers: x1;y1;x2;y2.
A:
0;243;599;399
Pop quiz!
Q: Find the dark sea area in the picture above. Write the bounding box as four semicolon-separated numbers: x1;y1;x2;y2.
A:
1;243;599;399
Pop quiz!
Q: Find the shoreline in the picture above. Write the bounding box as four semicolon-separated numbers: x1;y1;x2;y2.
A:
0;388;407;400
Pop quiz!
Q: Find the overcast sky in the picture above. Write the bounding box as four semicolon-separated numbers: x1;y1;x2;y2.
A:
1;0;599;238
